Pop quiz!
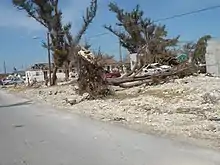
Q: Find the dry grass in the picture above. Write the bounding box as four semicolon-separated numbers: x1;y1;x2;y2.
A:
105;92;140;100
143;88;191;100
7;85;27;92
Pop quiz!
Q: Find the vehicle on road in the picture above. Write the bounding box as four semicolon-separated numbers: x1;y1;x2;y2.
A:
1;77;24;85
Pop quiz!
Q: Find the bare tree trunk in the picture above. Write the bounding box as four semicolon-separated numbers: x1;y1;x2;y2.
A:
64;61;69;81
51;67;58;86
188;52;193;64
65;69;69;81
107;63;194;88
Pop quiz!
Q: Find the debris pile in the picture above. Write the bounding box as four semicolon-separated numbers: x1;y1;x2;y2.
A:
76;45;196;94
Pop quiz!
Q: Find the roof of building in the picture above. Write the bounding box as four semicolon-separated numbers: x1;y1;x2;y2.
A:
26;63;55;71
97;55;119;65
103;58;118;65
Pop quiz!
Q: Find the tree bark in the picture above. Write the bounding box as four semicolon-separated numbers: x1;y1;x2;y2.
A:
51;67;58;86
107;64;193;88
64;61;69;81
77;57;109;98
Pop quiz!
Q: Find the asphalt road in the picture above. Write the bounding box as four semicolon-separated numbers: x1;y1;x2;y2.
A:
0;90;220;165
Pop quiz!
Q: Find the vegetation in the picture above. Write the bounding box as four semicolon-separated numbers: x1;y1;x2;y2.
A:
193;35;211;64
102;3;186;87
12;1;212;96
183;35;211;64
13;0;97;85
104;3;179;68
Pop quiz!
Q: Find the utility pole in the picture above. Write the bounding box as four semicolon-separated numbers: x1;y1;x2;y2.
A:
119;28;123;62
119;39;122;63
47;32;52;86
119;28;123;72
3;61;6;74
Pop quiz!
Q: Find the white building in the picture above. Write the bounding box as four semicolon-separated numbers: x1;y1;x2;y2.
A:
205;39;220;76
25;70;45;83
129;53;138;70
25;69;66;84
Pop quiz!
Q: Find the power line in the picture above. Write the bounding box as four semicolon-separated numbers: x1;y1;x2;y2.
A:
87;5;220;39
154;5;220;22
87;32;109;39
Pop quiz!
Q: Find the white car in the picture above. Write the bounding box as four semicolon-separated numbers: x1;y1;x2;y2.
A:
142;63;171;76
2;77;24;85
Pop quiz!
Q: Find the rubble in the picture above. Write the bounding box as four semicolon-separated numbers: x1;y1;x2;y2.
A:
14;74;220;149
66;98;77;105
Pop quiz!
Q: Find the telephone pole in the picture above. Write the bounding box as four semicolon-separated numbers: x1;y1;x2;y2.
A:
118;29;123;72
3;61;6;74
47;32;52;86
119;39;122;63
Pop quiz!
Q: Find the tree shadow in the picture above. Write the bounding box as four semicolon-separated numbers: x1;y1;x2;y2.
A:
0;101;32;108
209;118;220;122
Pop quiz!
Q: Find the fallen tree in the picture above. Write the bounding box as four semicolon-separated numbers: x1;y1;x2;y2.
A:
76;48;110;98
99;2;184;88
107;62;196;88
104;3;179;68
13;0;197;98
77;45;197;91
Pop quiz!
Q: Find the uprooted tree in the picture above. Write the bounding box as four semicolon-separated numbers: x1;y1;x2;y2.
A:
102;3;190;88
13;0;98;85
12;1;200;97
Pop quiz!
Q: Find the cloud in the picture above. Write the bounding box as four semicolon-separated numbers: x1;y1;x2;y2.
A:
0;0;92;33
0;5;43;32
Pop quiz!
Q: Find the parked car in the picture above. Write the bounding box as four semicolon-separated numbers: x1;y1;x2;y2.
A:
105;72;121;78
2;77;24;85
2;78;12;85
142;63;171;76
103;70;121;79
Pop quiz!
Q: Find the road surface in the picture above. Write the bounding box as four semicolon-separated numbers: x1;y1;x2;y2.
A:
0;90;220;165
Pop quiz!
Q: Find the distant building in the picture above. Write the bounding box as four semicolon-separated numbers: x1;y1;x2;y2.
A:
100;57;119;72
25;63;65;83
25;70;45;83
205;39;220;76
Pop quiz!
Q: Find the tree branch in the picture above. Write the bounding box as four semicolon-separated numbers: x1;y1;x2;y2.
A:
74;0;97;45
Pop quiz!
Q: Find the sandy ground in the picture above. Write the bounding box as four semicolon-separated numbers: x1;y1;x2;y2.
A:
6;74;220;149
